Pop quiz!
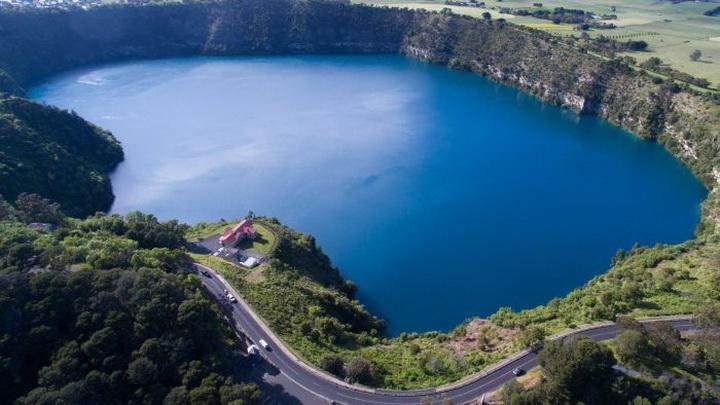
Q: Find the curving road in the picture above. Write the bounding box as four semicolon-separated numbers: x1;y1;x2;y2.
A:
193;262;697;405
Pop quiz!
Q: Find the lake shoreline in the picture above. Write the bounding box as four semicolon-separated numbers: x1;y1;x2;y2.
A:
29;55;707;335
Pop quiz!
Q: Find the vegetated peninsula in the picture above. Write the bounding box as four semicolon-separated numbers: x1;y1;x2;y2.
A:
0;97;123;217
0;0;719;403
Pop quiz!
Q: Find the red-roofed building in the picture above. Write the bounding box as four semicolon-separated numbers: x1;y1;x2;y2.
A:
219;219;257;247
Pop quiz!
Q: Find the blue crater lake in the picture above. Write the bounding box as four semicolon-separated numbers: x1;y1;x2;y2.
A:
29;55;707;335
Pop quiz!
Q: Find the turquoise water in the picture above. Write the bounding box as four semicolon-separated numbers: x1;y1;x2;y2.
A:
29;55;707;335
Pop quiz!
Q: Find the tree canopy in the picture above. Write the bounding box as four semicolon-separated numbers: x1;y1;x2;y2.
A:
0;97;123;218
0;212;260;404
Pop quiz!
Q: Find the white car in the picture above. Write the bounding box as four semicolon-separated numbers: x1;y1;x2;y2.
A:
258;339;270;350
226;293;237;303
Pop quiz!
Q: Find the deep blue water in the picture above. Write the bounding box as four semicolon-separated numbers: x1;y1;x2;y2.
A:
28;55;707;335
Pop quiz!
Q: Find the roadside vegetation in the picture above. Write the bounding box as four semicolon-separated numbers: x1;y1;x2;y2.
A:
499;311;720;404
0;196;261;404
610;312;720;397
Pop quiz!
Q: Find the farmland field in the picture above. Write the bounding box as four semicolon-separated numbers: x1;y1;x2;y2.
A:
356;0;720;88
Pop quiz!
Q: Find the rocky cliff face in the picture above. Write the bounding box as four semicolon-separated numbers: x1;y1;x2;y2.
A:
0;4;212;83
0;1;412;84
202;0;412;54
399;12;720;188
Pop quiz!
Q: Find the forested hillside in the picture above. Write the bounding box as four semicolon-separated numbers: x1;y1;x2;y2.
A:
0;97;123;217
0;198;260;404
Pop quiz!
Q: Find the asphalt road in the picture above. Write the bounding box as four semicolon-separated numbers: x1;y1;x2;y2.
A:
193;262;697;405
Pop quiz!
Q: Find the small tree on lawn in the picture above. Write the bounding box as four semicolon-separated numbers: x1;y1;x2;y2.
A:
690;49;702;62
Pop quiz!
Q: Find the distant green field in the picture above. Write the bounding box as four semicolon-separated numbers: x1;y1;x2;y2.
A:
355;0;720;88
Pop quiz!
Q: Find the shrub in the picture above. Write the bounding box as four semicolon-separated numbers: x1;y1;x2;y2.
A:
346;357;373;384
320;354;345;377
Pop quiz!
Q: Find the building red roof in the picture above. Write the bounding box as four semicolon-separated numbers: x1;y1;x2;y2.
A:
219;219;256;245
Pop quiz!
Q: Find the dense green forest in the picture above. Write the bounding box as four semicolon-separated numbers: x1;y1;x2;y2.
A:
0;198;260;404
0;97;123;217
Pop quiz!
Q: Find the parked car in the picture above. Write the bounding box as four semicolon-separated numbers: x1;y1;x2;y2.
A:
512;367;525;376
226;293;237;303
258;339;270;350
247;344;260;356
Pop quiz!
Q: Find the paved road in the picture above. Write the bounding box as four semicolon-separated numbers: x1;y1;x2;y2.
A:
194;262;697;405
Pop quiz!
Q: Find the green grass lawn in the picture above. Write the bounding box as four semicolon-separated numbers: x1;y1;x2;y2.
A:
238;222;277;255
359;1;515;19
355;0;720;88
185;220;232;242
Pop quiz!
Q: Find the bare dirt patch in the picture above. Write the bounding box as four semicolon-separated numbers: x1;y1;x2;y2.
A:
445;318;520;355
612;17;652;27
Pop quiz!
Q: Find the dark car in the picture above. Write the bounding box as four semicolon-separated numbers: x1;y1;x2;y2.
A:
512;367;525;376
200;269;211;277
